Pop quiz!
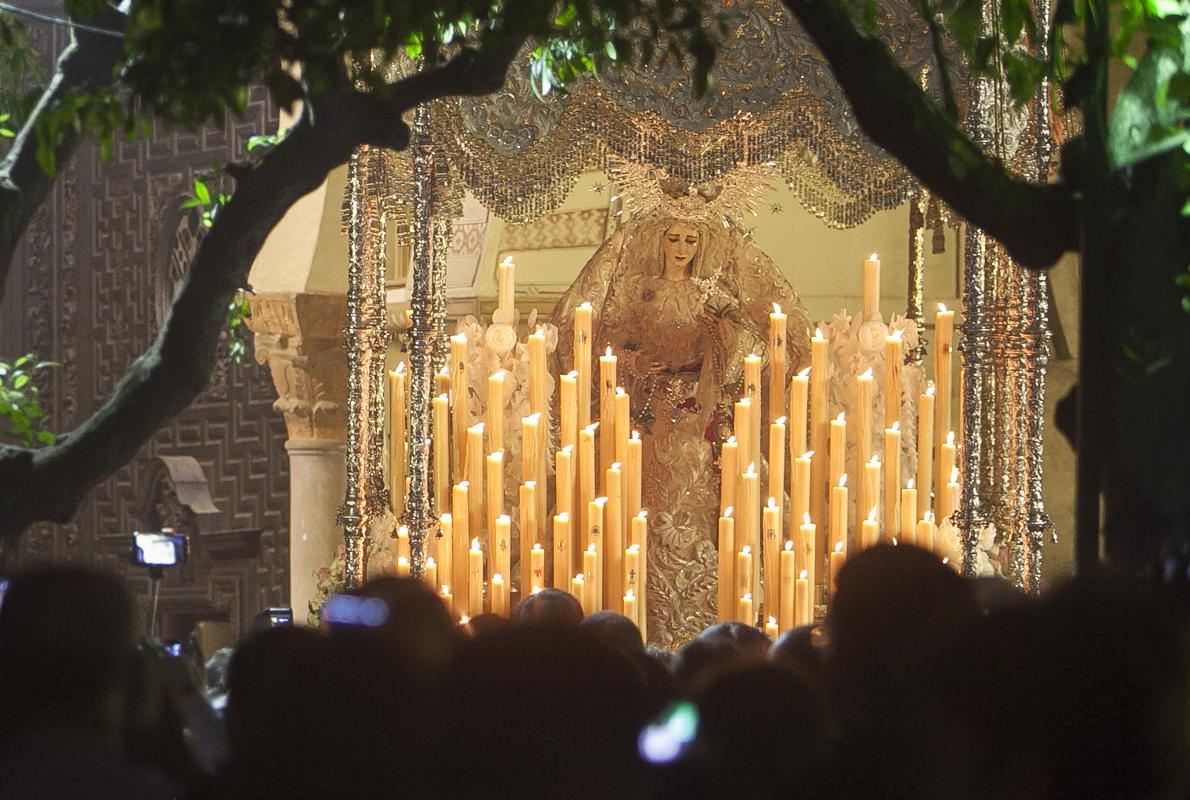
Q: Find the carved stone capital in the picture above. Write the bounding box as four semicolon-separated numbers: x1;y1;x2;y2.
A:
247;292;347;442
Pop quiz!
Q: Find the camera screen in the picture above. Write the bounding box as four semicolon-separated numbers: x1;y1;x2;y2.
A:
164;641;183;657
133;532;184;566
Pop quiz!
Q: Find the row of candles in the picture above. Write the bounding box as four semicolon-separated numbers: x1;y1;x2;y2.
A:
717;254;961;631
386;253;961;637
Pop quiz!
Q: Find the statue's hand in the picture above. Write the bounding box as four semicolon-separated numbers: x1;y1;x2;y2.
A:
696;312;722;337
645;358;670;375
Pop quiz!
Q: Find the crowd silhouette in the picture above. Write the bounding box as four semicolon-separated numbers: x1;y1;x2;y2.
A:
0;544;1186;799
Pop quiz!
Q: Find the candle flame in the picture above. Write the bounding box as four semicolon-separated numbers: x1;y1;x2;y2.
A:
785;540;794;552
637;510;648;519
775;416;788;426
891;421;901;432
398;524;409;536
561;444;574;454
869;454;881;466
501;255;514;266
587;543;597;554
488;449;504;460
497;513;511;524
938;302;948;313
815;327;825;339
586;422;599;432
579;301;592;310
799;569;808;579
870;252;879;261
594;497;607;506
950;466;960;483
942;557;950;565
739;396;751;407
631;430;640;440
798;366;811;378
611;462;622;471
575;573;584;581
470;422;485;433
441;513;452;524
532;585;542;595
746;462;757;474
867;506;879;522
525;412;542;423
556;511;570;521
605;346;614;357
458;480;470;489
441;584;450;595
451;332;467;343
892;536;900;546
525;480;537;489
768;615;778;625
724;506;734;518
803;512;812;525
626;588;636;599
907;478;915;489
460;615;470;624
427;556;436;567
616;386;627;396
802;449;816;459
890;328;903;341
727;435;737;444
471;538;480;549
767;496;777;508
773;302;782;314
491;368;506;379
535;325;544;336
860;367;874;379
743;592;753;601
839;473;848;488
532;543;544;552
925;384;936;397
397;556;410;566
628;543;640;553
925;510;935;523
946;431;955;445
437;392;448;402
834;541;844;553
566;369;579;379
835;412;846;423
742;545;752;554
395;361;406;375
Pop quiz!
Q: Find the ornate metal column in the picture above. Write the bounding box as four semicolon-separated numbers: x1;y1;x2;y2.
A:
340;144;391;588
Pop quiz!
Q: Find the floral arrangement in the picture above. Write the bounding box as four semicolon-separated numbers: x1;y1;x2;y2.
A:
308;508;400;625
937;520;1001;577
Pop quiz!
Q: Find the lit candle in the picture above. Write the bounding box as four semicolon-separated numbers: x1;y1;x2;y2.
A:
738;592;754;626
437;514;453;595
432;393;450;516
599;348;617;489
736;545;753;619
605;463;624;612
765;616;780;640
395;524;411;562
491;572;508;617
631;511;648;632
769;304;788;425
744;354;763;462
571;304;593;430
739;464;761;599
624;544;641;605
556;445;574;519
938;431;957;513
863;455;881;536
934;303;956;452
830;474;849;553
553;512;572;590
942;467;961;524
733;397;753;478
863;252;881;321
763;498;781;625
584;543;601;612
623;589;638;631
572;573;588;615
862;506;880;550
795;569;810;626
855;368;875;519
487;370;506;452
768;417;787;526
496;255;516;318
829;412;847;488
718;507;736;623
884;329;903;429
395;556;410;578
779;539;796;634
451;484;470;616
528;326;547;418
790;367;810;462
521;412;540;490
560;370;579;451
791;449;813;542
422;556;437;590
468;537;484;617
486;451;504;578
884;423;901;542
798;512;817;612
389;363;407;516
809;329;830;527
493;514;511;600
440;584;454;617
450;333;469;473
916;385;936;519
917;511;937;553
614;387;630;472
829;541;845;602
587;502;606;609
901;480;918;547
626;431;642;522
578;423;598;547
530;543;545;595
519;482;537;597
720;436;738;515
466;423;485;538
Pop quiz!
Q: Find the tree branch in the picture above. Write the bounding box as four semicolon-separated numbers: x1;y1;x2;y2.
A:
0;7;127;298
0;40;529;537
782;0;1078;269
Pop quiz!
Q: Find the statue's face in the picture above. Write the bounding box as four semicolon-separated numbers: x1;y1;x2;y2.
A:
661;223;700;274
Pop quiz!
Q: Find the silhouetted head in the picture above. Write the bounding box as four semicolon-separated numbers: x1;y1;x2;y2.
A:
769;624;825;681
515;587;583;627
580;610;644;656
698;621;771;658
0;566;136;736
339;576;458;674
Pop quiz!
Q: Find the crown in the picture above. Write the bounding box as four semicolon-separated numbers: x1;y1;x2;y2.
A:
608;157;774;228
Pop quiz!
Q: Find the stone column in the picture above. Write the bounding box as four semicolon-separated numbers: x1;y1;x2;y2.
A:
247;292;347;621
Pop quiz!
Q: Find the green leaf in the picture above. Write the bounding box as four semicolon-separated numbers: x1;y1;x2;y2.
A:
37;430;54;445
12;374;29;389
193;178;211;204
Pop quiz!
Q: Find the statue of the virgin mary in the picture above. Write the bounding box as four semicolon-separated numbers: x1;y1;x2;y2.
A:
550;163;812;647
